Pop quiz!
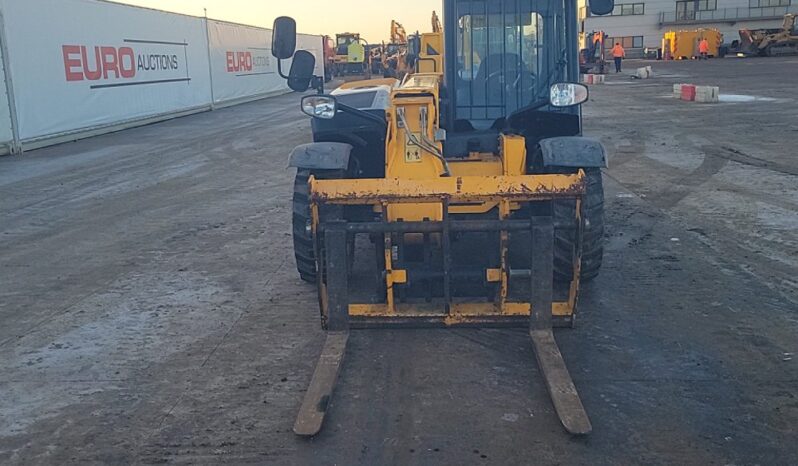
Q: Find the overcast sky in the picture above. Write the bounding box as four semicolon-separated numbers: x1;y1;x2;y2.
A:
117;0;443;43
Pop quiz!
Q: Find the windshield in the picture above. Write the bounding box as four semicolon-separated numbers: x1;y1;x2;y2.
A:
453;0;568;129
337;36;355;47
337;35;357;56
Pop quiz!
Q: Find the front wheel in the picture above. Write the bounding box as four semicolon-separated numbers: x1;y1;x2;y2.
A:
554;168;605;282
292;169;351;283
292;170;318;283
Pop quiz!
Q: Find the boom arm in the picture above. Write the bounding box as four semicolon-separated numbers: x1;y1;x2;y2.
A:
432;11;442;33
390;20;407;44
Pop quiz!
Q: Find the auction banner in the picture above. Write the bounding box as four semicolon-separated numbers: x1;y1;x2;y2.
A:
1;0;212;141
208;20;324;105
208;20;278;104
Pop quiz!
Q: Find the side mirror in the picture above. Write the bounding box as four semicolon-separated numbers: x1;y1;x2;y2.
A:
301;95;338;119
288;50;317;92
589;0;614;15
550;83;589;107
272;16;297;59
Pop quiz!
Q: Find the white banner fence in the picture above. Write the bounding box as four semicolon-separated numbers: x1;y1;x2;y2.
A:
0;0;323;154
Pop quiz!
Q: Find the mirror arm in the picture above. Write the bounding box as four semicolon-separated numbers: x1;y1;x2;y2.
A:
277;58;289;80
313;76;325;95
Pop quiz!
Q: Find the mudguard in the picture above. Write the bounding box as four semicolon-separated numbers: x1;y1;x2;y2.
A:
288;142;353;170
539;137;608;168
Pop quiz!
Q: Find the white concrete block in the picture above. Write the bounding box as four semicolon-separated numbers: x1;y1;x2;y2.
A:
695;86;720;103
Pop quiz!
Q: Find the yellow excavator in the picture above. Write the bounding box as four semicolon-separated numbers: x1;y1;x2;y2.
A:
271;0;615;437
381;20;417;79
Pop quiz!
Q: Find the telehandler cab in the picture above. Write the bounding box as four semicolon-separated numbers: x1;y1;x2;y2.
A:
272;0;614;436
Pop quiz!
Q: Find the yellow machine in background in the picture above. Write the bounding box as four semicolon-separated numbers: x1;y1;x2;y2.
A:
334;32;367;75
382;20;415;79
663;29;722;59
580;30;607;74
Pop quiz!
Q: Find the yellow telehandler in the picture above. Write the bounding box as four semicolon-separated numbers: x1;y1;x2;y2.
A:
271;0;615;437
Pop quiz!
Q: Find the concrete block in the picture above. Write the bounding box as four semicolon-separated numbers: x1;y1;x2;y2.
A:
592;74;605;84
635;67;652;79
673;83;686;97
695;85;720;103
582;74;593;84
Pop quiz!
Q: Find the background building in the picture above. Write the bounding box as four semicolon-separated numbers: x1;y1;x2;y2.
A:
579;0;798;57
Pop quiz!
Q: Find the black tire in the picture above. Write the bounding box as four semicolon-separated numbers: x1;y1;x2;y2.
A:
292;169;347;283
293;170;317;283
554;168;605;282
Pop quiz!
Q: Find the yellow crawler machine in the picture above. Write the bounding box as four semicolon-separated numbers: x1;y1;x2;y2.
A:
738;14;798;57
271;0;615;437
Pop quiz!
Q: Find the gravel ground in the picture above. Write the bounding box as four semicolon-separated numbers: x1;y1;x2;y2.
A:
0;57;796;465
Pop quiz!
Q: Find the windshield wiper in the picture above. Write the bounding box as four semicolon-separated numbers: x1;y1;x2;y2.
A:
504;49;569;127
540;47;568;94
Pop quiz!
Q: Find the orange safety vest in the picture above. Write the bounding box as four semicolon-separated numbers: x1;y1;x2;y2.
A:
699;40;709;53
611;45;625;58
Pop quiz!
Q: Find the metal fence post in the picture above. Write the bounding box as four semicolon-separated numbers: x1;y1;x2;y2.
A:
203;10;216;111
0;8;22;155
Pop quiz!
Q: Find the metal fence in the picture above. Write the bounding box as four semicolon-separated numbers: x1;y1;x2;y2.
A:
0;0;323;155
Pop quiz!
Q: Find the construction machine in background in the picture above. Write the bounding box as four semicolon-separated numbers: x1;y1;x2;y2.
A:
580;30;607;74
271;0;615;437
662;29;722;59
363;44;381;76
322;35;335;81
333;32;367;76
735;14;798;57
390;19;407;45
381;20;418;79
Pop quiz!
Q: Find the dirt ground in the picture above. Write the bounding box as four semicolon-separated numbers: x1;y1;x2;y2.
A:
1;57;796;465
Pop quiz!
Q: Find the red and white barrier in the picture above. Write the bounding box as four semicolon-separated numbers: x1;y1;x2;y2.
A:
675;83;720;103
581;74;605;85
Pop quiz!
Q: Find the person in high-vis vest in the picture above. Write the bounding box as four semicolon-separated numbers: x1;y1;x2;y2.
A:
611;42;625;73
698;38;710;60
